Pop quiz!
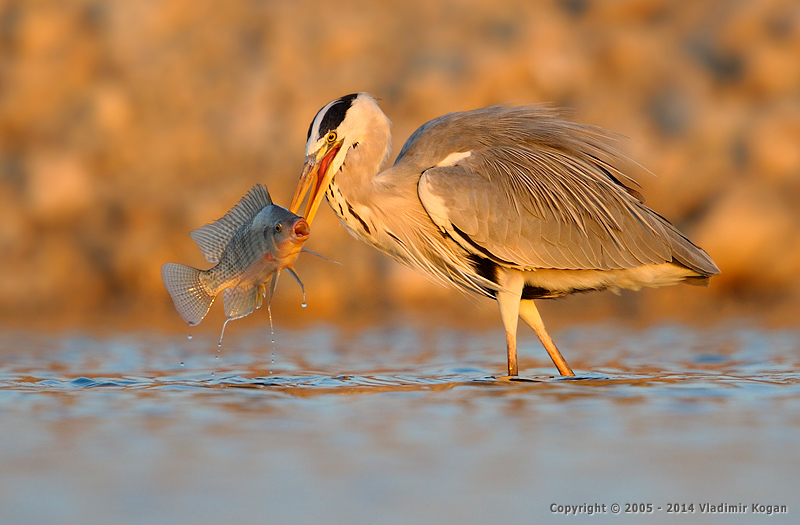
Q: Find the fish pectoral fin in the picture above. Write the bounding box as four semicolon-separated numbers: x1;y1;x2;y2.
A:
300;248;341;265
287;268;304;293
255;283;265;310
287;268;308;307
222;283;258;321
267;271;280;307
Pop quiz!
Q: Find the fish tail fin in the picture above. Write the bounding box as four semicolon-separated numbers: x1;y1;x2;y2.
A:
161;263;215;326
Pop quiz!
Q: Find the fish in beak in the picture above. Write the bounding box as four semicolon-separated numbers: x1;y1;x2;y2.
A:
290;141;342;224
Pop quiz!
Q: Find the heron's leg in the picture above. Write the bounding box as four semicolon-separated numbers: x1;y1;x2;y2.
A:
496;272;525;376
519;300;575;377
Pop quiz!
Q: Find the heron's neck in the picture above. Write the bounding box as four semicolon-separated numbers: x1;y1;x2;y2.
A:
331;119;391;207
323;119;392;241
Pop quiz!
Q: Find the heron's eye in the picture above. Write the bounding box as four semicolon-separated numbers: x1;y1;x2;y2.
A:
326;132;337;143
274;223;283;233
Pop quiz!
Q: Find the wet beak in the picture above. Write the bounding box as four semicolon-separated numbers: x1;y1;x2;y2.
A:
290;142;342;224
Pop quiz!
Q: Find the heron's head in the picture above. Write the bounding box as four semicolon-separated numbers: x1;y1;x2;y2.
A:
290;92;390;224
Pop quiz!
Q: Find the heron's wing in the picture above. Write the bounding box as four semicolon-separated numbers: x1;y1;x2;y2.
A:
418;146;715;273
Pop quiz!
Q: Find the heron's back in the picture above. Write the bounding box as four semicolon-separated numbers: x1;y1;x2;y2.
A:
395;105;719;280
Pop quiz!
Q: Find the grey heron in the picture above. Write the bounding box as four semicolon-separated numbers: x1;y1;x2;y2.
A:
290;93;720;377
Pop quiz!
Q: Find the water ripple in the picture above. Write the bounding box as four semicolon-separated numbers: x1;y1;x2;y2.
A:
5;368;800;400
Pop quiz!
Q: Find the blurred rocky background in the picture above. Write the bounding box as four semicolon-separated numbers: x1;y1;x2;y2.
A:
1;0;798;333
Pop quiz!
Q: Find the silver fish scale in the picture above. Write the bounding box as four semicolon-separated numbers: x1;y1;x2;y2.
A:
204;226;269;292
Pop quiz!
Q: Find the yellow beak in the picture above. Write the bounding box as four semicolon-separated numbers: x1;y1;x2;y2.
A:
290;142;342;224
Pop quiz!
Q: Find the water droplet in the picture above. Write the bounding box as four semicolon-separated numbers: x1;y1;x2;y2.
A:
215;354;219;361
301;302;307;309
180;362;185;367
187;334;193;340
218;319;230;348
268;305;276;346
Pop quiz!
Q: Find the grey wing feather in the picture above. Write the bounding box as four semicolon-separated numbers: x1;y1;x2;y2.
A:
190;184;273;263
417;134;719;276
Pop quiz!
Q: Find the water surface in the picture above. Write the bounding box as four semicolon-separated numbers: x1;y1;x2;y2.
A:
1;323;798;524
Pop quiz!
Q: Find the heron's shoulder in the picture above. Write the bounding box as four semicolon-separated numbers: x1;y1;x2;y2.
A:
396;104;582;160
394;107;497;165
395;113;454;161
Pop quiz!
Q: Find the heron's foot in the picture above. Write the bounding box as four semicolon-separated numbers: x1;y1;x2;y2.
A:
494;370;580;381
494;374;541;383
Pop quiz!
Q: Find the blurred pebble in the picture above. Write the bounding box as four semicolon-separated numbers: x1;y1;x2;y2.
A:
0;0;798;324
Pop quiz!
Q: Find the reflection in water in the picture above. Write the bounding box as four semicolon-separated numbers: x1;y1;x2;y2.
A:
1;324;799;524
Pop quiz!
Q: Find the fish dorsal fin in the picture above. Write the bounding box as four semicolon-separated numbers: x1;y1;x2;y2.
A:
190;184;272;263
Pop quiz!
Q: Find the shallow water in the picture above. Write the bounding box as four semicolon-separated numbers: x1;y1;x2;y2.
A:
1;322;799;524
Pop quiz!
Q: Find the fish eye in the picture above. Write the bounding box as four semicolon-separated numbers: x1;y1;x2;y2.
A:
274;223;283;233
326;132;337;143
